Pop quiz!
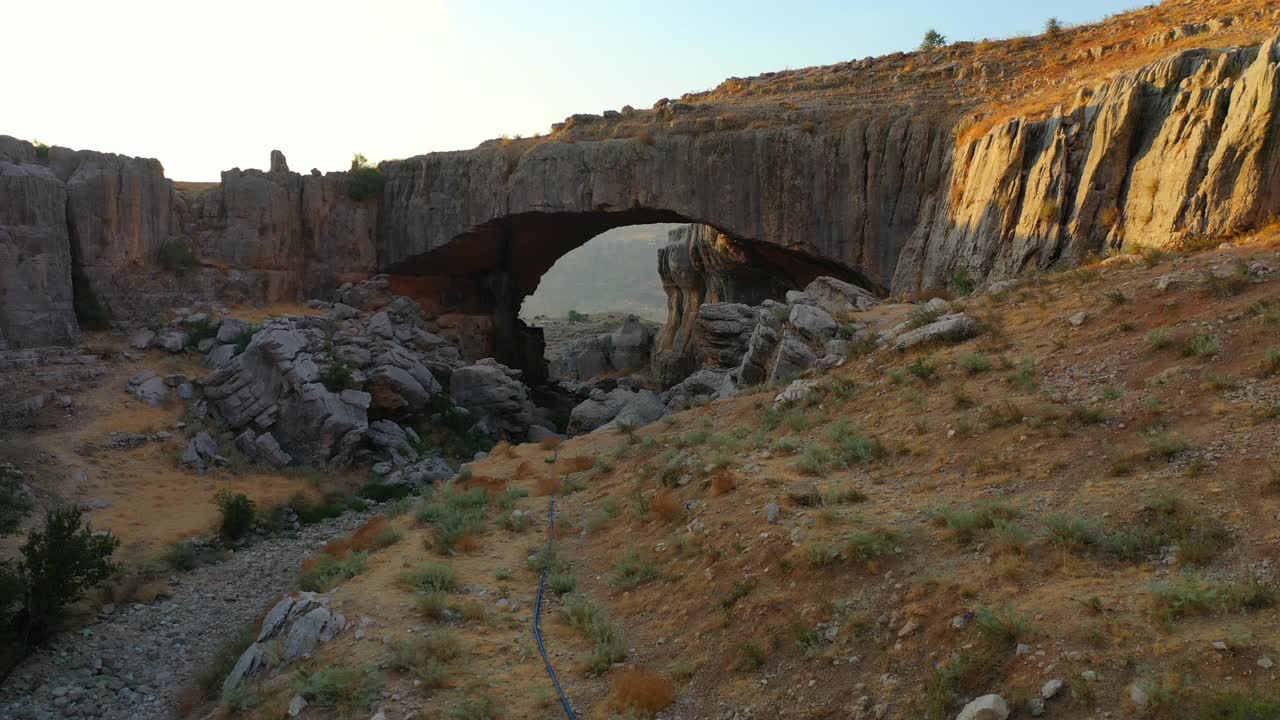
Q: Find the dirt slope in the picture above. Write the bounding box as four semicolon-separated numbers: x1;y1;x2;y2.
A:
209;227;1280;720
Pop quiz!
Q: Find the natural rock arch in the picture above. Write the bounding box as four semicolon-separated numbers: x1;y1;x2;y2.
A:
380;205;872;383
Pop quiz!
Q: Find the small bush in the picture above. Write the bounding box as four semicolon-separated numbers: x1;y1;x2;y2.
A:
232;325;260;355
1181;333;1221;358
610;551;659;589
974;607;1028;646
1147;328;1175;349
1149;574;1275;622
1103;290;1129;306
1146;431;1189;459
566;310;588;323
958;353;993;374
847;528;902;562
214;490;256;540
563;596;626;673
797;444;833;475
33;141;50;160
738;642;767;671
830;420;884;467
298;552;368;592
908;357;937;382
952;269;976;296
549;571;578;595
369;525;403;550
387;630;459;686
346;154;386;202
449;694;500;720
157;241;201;275
0;463;34;535
1264;349;1280;377
294;664;384;714
1044;17;1064;35
401;562;457;593
318;362;359;392
357;482;413;503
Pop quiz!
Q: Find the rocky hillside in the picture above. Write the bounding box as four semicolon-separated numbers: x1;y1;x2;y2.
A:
125;228;1280;720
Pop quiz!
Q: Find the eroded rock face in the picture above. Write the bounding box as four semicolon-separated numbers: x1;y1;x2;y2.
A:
0;159;78;349
894;36;1280;291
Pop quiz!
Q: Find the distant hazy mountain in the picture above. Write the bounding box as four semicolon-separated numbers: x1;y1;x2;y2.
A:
519;224;677;323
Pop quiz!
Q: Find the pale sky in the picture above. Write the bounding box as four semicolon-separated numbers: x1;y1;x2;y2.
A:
5;0;1141;181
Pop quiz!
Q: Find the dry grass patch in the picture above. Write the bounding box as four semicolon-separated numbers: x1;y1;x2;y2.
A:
610;668;676;717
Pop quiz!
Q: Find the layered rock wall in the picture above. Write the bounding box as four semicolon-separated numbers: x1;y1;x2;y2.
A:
894;37;1280;290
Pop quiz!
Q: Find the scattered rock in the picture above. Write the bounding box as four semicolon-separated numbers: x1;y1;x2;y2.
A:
957;694;1009;720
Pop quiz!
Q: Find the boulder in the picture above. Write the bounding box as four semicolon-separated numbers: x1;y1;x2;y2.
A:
253;432;292;468
566;386;666;435
128;371;169;406
382;456;454;489
664;369;735;411
803;276;879;315
156;328;189;353
367;365;431;413
216;318;250;344
956;695;1009;720
788;303;838;341
223;593;346;699
181;431;220;472
892;313;981;351
129;329;156;350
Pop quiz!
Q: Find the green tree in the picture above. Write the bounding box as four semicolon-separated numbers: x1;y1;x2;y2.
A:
920;29;947;51
15;507;119;644
1045;17;1064;35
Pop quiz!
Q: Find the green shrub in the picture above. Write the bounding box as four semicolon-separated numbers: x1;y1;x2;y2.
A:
562;596;626;673
958;353;993;374
566;310;588;323
157;241;201;275
214;490;256;540
0;463;34;535
318;362;359;392
232;325;260;355
610;550;659;589
549;571;578;595
919;28;947;50
294;664;384;713
13;507;119;643
797;444;833;475
1146;431;1189;459
449;693;500;720
1045;17;1064;34
906;356;936;381
346;154;385;201
952;268;976;296
830;420;884;467
1147;328;1174;349
357;482;414;503
33;141;50;160
401;562;456;593
298;552;368;592
974;607;1028;646
417;489;489;552
1181;333;1221;358
387;630;458;686
847;528;902;561
1202;263;1251;298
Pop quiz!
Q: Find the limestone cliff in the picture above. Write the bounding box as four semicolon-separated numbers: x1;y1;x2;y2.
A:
894;36;1280;291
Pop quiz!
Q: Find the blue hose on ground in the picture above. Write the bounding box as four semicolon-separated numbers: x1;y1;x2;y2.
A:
534;496;579;719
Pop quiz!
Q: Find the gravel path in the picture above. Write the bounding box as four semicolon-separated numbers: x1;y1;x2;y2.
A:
0;511;373;720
